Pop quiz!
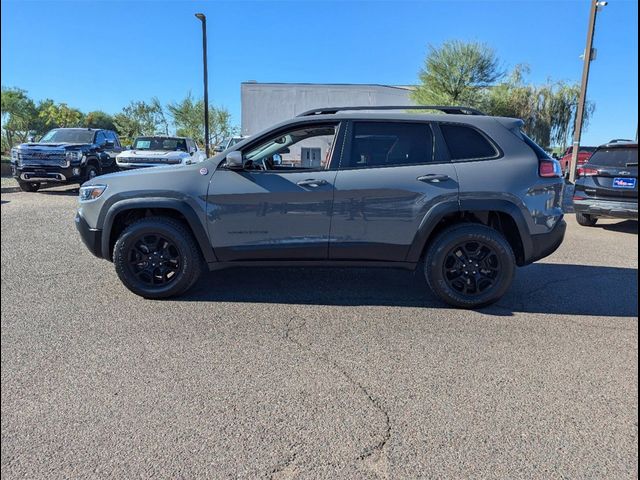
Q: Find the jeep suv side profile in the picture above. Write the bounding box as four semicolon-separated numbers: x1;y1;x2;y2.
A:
75;106;566;308
11;128;122;191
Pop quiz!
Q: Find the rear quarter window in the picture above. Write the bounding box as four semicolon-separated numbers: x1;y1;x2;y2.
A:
440;124;498;161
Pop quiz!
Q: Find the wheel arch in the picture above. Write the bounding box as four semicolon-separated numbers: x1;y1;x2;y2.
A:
407;199;533;266
101;198;216;263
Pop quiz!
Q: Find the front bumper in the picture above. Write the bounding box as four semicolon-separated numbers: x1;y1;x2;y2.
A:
12;164;84;183
525;219;567;265
573;198;638;220
75;212;103;258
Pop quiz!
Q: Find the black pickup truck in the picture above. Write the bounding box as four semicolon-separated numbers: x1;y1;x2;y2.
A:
10;128;122;192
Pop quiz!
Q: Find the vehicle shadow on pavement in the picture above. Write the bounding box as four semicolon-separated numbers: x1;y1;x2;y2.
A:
599;220;638;235
182;263;638;317
36;187;79;196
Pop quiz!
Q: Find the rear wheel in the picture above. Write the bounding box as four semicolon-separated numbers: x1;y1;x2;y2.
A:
576;212;598;227
424;224;516;309
18;181;41;192
113;217;204;299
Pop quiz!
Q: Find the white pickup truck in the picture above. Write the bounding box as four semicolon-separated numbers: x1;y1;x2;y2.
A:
116;136;207;170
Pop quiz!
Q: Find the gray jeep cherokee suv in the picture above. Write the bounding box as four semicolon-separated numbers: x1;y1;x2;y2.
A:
75;106;566;308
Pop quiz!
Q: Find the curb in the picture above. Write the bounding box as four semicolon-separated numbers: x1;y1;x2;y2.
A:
1;186;21;194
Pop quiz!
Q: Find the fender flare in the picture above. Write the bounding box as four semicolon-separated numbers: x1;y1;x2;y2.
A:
405;198;533;263
100;197;216;263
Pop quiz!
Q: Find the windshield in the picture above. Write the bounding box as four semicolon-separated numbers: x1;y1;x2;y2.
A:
133;137;187;151
589;147;638;167
39;129;95;144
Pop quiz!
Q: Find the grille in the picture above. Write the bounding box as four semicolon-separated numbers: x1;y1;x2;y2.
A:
19;151;69;168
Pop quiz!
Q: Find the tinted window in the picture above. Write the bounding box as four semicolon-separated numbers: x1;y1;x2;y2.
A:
95;131;107;146
441;124;497;160
588;147;638;167
345;122;434;168
105;130;120;147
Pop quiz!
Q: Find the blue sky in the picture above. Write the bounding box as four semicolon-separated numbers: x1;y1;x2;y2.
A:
1;0;638;145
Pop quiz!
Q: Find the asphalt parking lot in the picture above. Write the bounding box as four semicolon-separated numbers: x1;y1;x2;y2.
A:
1;187;638;479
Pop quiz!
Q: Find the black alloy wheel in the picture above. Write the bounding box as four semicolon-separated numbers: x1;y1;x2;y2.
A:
425;224;516;309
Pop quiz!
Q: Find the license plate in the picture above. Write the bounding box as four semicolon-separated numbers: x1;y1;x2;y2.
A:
612;177;636;189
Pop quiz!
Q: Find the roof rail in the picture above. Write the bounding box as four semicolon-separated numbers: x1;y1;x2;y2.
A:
297;105;486;117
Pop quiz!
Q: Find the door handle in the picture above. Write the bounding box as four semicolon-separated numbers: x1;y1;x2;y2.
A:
417;174;450;183
297;179;328;187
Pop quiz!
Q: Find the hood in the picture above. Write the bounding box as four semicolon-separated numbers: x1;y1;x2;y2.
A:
92;156;224;184
17;142;90;150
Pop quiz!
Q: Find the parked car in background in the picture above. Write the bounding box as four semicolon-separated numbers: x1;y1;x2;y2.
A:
76;105;566;309
10;128;121;192
560;145;596;176
116;136;206;170
214;135;249;153
573;142;638;226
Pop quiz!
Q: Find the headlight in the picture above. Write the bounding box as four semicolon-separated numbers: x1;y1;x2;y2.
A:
65;150;83;162
79;184;107;202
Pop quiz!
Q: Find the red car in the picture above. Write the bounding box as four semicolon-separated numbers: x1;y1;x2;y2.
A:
560;146;596;176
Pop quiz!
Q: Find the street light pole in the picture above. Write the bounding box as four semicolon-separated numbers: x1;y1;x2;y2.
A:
569;0;607;183
195;13;210;157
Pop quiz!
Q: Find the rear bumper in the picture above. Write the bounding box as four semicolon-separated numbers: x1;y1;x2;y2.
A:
525;219;567;265
75;212;103;258
573;198;638;220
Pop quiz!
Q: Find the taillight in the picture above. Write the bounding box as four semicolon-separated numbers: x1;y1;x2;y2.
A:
577;166;598;177
539;159;562;178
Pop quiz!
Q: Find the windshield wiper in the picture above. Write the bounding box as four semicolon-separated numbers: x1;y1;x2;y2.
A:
625;162;638;167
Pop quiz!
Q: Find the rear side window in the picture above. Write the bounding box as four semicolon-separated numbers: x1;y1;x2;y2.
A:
345;122;434;169
441;124;498;160
588;147;638;167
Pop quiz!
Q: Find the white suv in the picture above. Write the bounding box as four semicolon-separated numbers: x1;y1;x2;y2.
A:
116;136;206;170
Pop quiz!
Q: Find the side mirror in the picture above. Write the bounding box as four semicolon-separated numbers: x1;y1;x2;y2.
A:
28;135;36;143
125;145;132;150
226;151;244;169
213;145;224;153
102;140;115;149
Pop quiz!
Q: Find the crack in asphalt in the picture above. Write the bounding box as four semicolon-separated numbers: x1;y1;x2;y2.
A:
279;316;391;477
269;451;298;480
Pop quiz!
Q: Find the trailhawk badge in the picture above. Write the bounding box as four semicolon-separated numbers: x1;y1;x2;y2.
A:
199;167;209;175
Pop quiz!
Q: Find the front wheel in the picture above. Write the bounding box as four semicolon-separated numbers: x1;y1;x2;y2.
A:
18;181;41;192
575;212;598;227
113;217;204;299
84;164;100;182
424;224;516;309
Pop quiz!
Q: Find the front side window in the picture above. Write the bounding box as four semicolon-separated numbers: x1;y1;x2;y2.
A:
343;122;434;169
105;131;120;147
440;124;498;161
95;131;107;146
243;124;338;170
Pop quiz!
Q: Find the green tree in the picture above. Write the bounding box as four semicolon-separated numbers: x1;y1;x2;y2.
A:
85;110;116;130
167;92;235;148
412;41;594;149
37;101;84;129
411;40;503;106
1;86;38;148
113;100;167;146
482;65;594;149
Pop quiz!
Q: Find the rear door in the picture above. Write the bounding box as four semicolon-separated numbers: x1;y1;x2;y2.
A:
580;146;638;200
329;120;459;261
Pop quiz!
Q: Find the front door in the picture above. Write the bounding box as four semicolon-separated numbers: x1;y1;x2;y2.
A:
329;120;459;261
207;122;343;261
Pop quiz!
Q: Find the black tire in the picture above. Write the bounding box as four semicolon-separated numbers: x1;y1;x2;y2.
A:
424;224;516;309
18;181;41;192
575;212;598;227
84;164;100;183
113;217;204;299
